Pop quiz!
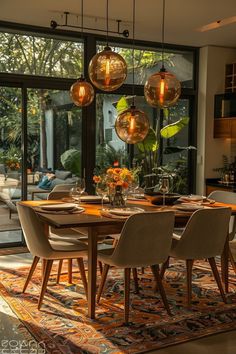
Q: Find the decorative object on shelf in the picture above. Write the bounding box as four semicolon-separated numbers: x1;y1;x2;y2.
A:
88;0;127;91
93;166;135;208
144;0;181;108
115;0;149;144
70;0;94;107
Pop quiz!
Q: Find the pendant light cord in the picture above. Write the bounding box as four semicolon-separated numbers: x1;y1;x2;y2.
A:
132;0;135;106
106;0;109;46
161;0;165;69
80;0;84;78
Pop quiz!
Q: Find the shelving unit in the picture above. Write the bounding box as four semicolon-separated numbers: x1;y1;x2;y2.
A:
225;63;236;93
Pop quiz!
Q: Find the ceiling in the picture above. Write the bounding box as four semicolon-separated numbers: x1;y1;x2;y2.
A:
1;0;236;48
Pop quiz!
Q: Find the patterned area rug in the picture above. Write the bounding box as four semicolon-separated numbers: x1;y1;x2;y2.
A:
0;260;236;353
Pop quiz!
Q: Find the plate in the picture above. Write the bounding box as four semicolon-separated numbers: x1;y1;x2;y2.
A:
40;203;77;211
107;207;145;216
175;203;205;211
128;194;145;200
178;195;205;202
80;195;109;204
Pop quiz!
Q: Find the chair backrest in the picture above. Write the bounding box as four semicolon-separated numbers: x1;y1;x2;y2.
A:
208;190;236;240
110;211;175;268
52;184;76;192
171;207;231;260
17;203;53;258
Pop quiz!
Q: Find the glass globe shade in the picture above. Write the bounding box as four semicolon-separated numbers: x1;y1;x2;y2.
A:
70;77;94;107
88;46;127;91
115;105;150;144
144;70;181;108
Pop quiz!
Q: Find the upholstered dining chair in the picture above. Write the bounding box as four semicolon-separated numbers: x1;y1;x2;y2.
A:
17;203;88;310
162;207;231;306
208;190;236;273
97;211;175;324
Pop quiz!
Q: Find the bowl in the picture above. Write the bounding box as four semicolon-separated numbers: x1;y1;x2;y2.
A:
144;192;180;205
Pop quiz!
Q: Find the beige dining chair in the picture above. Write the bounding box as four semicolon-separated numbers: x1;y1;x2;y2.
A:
162;207;231;306
97;211;175;324
17;203;88;309
208;190;236;273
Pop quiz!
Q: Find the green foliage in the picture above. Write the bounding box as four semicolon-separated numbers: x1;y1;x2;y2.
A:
116;97;129;114
164;145;196;154
137;128;159;152
160;117;189;139
60;149;81;177
95;144;129;175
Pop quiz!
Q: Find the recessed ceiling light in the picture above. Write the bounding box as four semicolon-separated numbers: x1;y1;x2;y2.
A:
197;16;236;32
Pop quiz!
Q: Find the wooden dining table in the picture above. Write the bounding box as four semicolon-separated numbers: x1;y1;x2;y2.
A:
19;199;236;319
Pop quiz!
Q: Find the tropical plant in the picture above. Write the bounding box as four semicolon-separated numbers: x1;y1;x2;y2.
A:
60;149;81;177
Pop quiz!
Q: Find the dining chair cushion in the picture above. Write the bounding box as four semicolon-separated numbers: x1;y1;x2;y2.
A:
98;211;175;268
170;207;231;260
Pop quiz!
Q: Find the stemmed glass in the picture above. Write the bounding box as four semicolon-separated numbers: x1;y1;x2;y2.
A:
159;177;170;207
76;178;86;203
96;182;108;210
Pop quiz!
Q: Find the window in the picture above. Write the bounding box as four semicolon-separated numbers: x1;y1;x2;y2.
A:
0;31;83;78
97;43;194;88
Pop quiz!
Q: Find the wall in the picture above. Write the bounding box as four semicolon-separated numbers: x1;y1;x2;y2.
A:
196;46;236;195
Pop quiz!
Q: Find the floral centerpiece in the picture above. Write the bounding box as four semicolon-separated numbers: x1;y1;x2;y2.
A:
93;166;136;207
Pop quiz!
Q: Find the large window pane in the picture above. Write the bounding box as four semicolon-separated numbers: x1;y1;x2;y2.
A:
0;87;22;245
97;43;194;88
27;89;82;200
0;32;83;78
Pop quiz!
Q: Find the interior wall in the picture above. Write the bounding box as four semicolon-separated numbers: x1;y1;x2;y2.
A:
196;45;236;195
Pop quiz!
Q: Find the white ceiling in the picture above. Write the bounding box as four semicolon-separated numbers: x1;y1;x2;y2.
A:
0;0;236;48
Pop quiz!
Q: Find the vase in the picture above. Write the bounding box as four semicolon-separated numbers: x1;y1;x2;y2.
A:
110;185;125;208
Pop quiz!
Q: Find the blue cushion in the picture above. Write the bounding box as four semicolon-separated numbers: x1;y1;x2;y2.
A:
37;176;52;190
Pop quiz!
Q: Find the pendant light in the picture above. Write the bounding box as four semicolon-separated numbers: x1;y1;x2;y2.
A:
115;0;149;144
88;0;127;91
144;0;181;108
70;0;94;107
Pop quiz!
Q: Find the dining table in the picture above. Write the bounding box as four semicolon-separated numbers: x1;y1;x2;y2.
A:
19;198;236;319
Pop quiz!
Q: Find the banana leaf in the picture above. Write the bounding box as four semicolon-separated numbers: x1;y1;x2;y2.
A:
116;97;129;114
137;128;159;152
160;116;189;139
164;145;196;154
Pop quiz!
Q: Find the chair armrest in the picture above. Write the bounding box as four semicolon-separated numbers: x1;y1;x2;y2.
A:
30;188;50;200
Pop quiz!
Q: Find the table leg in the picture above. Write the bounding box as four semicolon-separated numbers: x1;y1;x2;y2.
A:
221;234;229;293
87;227;98;319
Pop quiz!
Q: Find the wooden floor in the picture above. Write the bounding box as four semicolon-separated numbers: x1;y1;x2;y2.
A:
0;246;28;256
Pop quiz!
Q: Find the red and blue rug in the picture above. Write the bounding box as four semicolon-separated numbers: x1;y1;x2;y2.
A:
0;260;236;353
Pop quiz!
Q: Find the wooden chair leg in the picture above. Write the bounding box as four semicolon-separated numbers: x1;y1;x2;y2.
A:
208;257;227;303
97;264;110;304
132;268;139;294
68;259;73;283
77;258;88;299
141;267;145;274
38;260;53;310
229;249;236;274
56;260;63;284
98;261;103;276
160;256;170;279
41;259;47;279
124;268;131;325
151;264;172;316
23;256;40;293
186;259;194;307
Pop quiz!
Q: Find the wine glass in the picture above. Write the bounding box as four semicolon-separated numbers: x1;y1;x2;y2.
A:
159;177;170;207
76;178;86;203
96;182;108;210
70;186;80;202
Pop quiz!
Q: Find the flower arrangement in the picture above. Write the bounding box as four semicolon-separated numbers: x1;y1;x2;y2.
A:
6;160;20;170
93;167;135;190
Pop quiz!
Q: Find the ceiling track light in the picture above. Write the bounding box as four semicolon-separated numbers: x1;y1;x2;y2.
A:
144;0;181;108
50;11;129;38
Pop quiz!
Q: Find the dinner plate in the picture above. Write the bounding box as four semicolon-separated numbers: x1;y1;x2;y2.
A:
107;207;145;216
40;203;77;211
128;194;145;200
178;195;205;202
175;203;205;211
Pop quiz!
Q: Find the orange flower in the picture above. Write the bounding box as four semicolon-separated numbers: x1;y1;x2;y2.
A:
114;175;120;181
122;181;129;189
93;175;101;183
114;168;121;174
116;180;123;186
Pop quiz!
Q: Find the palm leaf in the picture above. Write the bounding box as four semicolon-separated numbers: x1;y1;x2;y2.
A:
160;117;189;139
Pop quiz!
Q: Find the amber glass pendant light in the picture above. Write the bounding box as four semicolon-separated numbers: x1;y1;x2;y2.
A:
115;0;149;144
88;0;127;91
70;0;94;107
144;0;181;108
